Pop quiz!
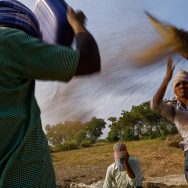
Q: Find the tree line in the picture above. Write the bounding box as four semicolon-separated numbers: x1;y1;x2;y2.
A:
45;101;178;152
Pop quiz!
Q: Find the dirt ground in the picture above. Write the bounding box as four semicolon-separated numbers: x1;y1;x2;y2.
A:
52;139;184;187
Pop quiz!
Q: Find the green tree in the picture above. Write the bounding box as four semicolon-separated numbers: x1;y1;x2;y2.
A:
45;121;85;145
85;117;106;143
107;117;119;142
107;101;177;141
45;124;66;145
74;129;87;145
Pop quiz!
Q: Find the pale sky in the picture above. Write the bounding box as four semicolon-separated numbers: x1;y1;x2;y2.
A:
19;0;188;137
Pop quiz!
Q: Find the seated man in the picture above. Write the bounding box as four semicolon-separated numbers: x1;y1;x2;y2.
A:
103;142;143;188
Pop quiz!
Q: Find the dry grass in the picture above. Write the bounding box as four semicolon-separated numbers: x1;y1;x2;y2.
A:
52;138;184;186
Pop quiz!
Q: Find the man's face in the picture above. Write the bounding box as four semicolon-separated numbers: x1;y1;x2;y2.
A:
174;81;188;99
113;147;128;160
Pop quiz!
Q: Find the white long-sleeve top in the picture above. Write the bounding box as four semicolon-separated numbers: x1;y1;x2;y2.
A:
103;157;142;188
151;99;188;151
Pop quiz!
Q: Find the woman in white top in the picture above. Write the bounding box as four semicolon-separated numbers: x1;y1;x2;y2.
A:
151;57;188;182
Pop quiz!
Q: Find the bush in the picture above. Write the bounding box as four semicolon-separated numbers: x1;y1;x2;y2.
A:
74;130;87;145
52;141;78;152
52;144;64;153
80;139;92;148
97;139;108;143
49;145;54;152
61;140;78;151
93;139;108;147
107;131;120;142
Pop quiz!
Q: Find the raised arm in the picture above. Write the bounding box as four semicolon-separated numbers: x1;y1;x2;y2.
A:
67;7;101;75
124;152;135;180
151;57;175;111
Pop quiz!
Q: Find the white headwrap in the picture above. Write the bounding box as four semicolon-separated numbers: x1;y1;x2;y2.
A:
172;69;188;89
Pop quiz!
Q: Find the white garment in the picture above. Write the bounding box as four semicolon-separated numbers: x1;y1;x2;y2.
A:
151;100;188;151
103;157;142;188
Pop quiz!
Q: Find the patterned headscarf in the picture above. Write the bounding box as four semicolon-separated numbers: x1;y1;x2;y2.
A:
0;0;41;38
172;69;188;89
113;142;127;171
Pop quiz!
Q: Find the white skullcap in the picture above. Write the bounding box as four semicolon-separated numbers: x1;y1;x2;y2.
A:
172;69;188;89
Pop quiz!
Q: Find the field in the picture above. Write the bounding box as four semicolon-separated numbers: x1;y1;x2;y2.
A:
52;138;184;187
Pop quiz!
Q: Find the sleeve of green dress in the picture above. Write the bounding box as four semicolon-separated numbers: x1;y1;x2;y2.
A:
0;28;80;82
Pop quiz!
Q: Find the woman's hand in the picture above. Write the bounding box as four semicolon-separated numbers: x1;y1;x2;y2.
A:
66;7;86;34
165;57;175;83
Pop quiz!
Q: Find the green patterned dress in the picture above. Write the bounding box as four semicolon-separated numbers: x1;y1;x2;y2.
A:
0;27;79;188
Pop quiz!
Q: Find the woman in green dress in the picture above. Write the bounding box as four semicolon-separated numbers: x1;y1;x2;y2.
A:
0;1;100;187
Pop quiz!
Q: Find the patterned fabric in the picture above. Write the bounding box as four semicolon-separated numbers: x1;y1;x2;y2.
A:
175;100;188;111
0;0;41;38
0;27;79;187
